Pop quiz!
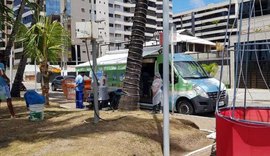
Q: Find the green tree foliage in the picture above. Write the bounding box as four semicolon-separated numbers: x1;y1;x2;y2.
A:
17;17;70;105
0;1;14;30
201;63;219;77
11;0;44;97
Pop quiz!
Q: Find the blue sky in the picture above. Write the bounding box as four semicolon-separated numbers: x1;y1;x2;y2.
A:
173;0;228;13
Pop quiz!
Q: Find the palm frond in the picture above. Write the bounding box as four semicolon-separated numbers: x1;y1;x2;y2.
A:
21;16;71;64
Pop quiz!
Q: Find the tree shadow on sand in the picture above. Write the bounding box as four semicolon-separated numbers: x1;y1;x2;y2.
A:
0;106;212;155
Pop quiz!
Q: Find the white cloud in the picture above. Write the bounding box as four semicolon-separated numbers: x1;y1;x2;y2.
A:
189;0;206;8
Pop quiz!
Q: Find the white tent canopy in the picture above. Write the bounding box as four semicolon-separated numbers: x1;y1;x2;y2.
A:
144;29;215;46
75;46;161;71
175;33;215;46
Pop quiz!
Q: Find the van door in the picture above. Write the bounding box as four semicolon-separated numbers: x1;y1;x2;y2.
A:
139;62;155;103
158;63;178;84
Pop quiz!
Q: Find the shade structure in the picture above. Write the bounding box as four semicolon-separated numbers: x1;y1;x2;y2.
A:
216;107;270;156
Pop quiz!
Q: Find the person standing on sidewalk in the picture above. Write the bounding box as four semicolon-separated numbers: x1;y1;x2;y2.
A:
75;72;85;108
0;63;15;118
151;73;163;113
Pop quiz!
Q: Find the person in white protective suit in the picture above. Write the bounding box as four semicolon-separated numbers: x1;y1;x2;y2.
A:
151;72;163;113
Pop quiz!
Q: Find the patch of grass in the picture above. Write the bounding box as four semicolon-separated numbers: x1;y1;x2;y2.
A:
0;101;213;156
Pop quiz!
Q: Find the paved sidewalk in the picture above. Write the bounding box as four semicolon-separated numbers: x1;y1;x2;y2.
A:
173;114;216;156
173;114;215;132
227;88;270;107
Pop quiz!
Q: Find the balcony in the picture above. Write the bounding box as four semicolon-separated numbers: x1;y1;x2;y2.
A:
187;51;230;61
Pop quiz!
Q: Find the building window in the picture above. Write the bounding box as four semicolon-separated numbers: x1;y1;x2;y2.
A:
115;34;121;38
109;3;113;7
82;19;85;21
115;24;121;29
110;33;114;38
115;14;121;18
109;23;113;27
114;4;120;9
81;8;85;12
109;13;113;17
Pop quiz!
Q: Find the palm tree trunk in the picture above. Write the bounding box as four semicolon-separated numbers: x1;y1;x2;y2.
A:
1;0;26;67
11;0;44;97
10;51;27;97
118;0;148;110
40;62;49;105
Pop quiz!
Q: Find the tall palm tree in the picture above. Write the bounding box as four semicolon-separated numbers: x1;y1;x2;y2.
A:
18;17;70;105
11;0;44;97
118;0;148;110
3;0;26;67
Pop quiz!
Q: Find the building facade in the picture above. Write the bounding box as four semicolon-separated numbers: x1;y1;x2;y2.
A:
108;0;173;50
9;0;172;63
174;0;270;89
173;1;238;49
229;0;270;89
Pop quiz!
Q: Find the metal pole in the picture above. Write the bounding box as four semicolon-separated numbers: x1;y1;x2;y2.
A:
75;44;78;76
233;0;244;118
91;0;99;124
9;48;13;90
163;0;170;155
170;25;175;115
61;0;68;76
34;58;37;91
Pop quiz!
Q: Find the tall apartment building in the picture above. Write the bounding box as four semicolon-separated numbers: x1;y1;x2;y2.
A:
70;0;109;62
174;0;270;89
108;0;173;50
173;1;238;48
9;0;172;63
69;0;173;59
12;0;36;65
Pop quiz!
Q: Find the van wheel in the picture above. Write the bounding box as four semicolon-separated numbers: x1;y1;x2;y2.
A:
177;100;194;115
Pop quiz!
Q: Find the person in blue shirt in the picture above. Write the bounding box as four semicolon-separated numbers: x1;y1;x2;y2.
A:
75;72;85;108
0;63;15;118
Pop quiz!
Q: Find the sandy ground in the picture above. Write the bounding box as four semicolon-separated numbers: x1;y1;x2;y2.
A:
0;98;214;156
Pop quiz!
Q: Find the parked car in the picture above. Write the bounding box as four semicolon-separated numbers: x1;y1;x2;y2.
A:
51;75;75;91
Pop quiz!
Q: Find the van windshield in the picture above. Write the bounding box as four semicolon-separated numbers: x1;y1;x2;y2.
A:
174;61;209;79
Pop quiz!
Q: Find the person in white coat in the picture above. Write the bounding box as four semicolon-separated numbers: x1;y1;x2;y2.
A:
151;73;163;113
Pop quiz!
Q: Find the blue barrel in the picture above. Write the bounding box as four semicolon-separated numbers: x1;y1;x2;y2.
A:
76;91;84;109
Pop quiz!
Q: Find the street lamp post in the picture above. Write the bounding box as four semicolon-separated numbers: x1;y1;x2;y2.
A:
163;0;170;155
75;44;78;76
9;47;13;90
